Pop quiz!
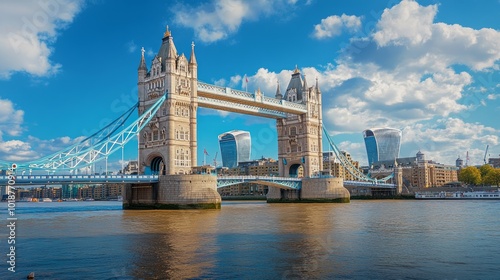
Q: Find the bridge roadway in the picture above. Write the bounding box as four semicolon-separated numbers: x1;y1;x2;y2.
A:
1;175;395;189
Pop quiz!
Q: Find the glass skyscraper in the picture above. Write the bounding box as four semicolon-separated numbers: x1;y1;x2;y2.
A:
218;130;251;168
363;128;402;166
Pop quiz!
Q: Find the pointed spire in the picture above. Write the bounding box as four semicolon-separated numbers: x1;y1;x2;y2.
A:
138;47;147;71
315;77;321;94
275;80;282;100
158;25;177;64
189;41;197;65
163;25;171;38
302;74;308;91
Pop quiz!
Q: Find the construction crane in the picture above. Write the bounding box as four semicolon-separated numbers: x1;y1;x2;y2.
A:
213;151;218;167
484;145;489;164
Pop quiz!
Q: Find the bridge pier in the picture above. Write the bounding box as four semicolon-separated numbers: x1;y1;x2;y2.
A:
267;177;350;203
123;174;221;209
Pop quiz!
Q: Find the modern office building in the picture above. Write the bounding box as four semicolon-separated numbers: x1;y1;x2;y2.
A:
218;130;251;168
363;128;402;166
489;157;500;168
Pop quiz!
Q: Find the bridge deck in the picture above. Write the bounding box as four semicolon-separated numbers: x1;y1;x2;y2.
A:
1;174;395;188
1;175;159;185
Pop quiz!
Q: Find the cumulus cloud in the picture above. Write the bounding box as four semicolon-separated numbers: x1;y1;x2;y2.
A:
318;0;500;134
172;0;302;43
228;0;499;164
313;14;362;39
0;139;38;162
0;135;85;163
0;98;24;139
402;118;498;165
0;0;83;78
373;0;437;47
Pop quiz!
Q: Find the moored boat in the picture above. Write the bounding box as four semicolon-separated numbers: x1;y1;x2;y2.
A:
415;190;500;200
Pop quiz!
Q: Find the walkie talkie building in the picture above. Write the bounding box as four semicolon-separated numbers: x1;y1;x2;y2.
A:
363;128;402;166
218;130;251;168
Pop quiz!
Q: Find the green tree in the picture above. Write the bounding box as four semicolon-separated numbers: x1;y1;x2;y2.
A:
479;164;494;179
483;168;500;187
458;166;482;186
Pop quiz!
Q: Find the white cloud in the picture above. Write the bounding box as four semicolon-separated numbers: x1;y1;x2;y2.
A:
371;0;500;71
126;41;137;53
373;0;437;47
402;118;498;165
0;0;83;78
172;0;301;43
0;135;85;163
487;94;500;100
227;0;499;165
0;139;38;162
313;14;362;39
0;98;24;139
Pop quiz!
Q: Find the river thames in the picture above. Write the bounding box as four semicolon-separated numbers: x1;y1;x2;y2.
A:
1;200;500;279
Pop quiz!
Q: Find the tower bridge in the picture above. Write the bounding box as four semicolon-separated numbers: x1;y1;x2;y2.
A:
0;27;398;208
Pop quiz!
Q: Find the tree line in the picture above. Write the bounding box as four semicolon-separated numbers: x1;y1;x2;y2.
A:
458;165;500;186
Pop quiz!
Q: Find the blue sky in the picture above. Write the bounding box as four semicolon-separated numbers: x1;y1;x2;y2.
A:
0;0;499;172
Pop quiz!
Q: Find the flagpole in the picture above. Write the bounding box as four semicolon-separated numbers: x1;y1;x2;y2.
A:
245;75;248;92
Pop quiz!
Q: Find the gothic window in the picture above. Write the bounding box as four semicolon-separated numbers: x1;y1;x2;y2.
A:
152;130;159;141
148;132;152;142
290;126;297;136
176;106;181;116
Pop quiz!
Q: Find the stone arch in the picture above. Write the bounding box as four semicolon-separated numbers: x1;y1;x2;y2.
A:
289;163;304;178
147;154;165;175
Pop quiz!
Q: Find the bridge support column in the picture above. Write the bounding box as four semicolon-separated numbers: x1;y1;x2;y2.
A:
267;177;350;203
123;175;221;209
301;177;350;203
123;183;159;209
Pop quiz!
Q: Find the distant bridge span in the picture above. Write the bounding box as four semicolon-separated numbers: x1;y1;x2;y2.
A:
1;174;395;189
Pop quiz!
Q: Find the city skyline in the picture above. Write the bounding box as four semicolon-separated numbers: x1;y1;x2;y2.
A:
0;0;499;171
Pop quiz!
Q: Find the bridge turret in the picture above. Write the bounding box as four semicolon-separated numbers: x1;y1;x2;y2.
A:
277;67;323;178
138;26;198;175
158;26;178;73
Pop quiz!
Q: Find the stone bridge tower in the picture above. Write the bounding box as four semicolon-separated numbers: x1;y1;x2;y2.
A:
137;27;198;175
276;67;323;178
